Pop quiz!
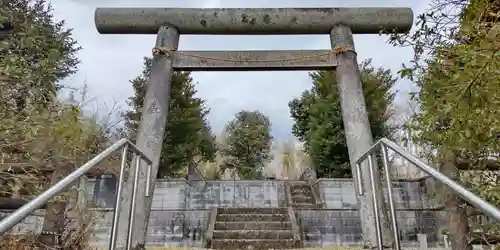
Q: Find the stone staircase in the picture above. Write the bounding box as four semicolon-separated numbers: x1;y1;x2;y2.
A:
208;207;301;249
289;182;320;209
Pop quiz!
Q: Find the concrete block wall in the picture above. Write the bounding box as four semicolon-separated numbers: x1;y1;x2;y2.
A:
188;180;286;209
89;209;210;248
3;178;445;248
310;178;446;247
87;179;286;247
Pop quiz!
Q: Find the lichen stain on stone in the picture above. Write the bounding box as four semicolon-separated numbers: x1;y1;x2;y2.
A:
241;13;249;23
295;8;339;14
290;16;298;24
263;14;271;24
200;20;207;27
213;11;218;18
249;17;256;26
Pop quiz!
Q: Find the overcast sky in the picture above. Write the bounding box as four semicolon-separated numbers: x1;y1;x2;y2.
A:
49;0;428;140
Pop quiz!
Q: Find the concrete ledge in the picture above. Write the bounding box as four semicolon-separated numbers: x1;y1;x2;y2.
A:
94;8;413;35
172;50;338;71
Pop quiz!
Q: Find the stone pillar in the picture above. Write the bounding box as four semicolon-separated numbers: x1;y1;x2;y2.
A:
329;24;392;248
417;233;428;249
116;26;179;249
93;174;117;208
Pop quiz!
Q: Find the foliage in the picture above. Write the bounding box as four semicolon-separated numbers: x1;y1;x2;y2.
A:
0;206;101;250
393;0;499;158
123;57;217;178
0;88;115;248
0;0;105;195
0;1;113;248
220;110;273;179
0;0;80;109
389;0;499;247
289;59;397;178
198;160;219;180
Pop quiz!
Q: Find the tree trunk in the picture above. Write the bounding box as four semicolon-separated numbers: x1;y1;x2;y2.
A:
440;150;472;250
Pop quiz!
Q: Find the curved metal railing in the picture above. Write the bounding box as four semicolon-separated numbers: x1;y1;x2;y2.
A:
0;138;153;250
356;138;500;250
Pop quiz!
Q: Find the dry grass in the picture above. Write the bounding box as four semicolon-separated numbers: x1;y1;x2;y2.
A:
0;201;103;250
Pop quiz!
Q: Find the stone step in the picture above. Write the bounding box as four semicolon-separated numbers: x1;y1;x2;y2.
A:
292;199;314;205
291;190;312;196
292;195;313;201
291;202;315;208
290;184;309;188
217;213;288;222
211;239;298;249
291;187;310;193
215;221;292;230
290;186;311;193
217;207;286;214
292;201;314;206
291;190;311;195
302;233;322;241
213;229;294;239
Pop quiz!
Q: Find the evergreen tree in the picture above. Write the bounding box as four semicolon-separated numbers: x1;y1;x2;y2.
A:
390;0;499;248
123;57;216;178
0;0;80;111
221;110;273;179
0;0;82;162
289;59;397;178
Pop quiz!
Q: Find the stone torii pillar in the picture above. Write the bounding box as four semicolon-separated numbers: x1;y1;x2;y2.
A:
94;7;413;249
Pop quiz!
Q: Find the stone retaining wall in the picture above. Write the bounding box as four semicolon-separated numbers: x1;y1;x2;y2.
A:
3;178;445;248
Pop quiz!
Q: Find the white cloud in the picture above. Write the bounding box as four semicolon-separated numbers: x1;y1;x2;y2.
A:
50;0;429;139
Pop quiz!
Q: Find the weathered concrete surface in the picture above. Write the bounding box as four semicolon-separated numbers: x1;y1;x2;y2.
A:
94;8;413;35
289;182;316;209
188;181;286;209
296;209;447;248
329;24;394;248
92;174;117;208
115;26;180;249
172;50;338;71
210;207;299;249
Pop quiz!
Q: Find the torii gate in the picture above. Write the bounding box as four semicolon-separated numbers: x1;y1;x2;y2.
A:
94;7;413;249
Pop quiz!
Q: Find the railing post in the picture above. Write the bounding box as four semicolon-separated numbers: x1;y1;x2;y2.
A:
115;26;180;248
380;144;401;250
329;24;391;248
367;154;383;250
126;155;142;249
109;144;129;250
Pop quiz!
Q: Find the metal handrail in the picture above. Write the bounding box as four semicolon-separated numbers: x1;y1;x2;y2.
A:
355;138;500;250
0;138;154;250
298;164;314;180
190;161;207;180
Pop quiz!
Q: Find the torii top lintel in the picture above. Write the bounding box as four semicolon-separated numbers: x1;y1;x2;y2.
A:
94;8;413;35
